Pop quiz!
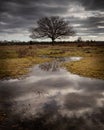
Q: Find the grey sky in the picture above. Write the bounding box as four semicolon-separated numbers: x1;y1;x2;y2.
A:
0;0;104;41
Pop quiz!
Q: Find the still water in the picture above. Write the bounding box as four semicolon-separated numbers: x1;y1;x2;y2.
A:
0;57;104;120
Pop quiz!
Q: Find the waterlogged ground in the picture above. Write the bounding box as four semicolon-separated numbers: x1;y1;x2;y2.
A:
0;57;104;130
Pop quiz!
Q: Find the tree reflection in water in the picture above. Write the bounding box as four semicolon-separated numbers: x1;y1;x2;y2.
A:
39;61;60;72
0;57;104;130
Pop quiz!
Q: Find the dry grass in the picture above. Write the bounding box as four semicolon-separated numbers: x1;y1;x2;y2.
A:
63;57;104;79
0;57;50;79
0;45;104;79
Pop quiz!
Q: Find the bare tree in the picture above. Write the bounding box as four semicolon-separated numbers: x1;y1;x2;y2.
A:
30;16;75;45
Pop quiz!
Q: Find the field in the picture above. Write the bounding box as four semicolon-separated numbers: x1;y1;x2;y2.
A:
0;43;104;130
0;43;104;79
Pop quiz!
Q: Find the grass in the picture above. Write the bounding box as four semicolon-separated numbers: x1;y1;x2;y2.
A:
0;44;104;79
63;57;104;80
0;44;104;130
37;45;104;79
0;45;51;79
0;57;50;79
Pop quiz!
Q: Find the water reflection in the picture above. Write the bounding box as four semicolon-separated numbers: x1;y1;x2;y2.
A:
0;57;104;121
39;57;82;72
39;61;59;72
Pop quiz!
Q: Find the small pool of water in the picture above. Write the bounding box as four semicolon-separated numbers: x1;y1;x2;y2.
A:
0;57;104;119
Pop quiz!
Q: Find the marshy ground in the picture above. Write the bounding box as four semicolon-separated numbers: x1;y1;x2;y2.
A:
0;44;104;79
0;43;104;130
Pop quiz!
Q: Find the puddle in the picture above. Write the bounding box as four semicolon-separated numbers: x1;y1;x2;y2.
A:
0;57;104;120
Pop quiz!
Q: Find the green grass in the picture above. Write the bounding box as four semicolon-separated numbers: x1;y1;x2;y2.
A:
0;45;104;79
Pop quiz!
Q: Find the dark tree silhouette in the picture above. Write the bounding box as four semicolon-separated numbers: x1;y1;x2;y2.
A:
77;37;82;42
30;16;75;45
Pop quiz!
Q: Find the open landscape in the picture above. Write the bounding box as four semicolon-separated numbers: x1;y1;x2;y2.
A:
0;43;104;80
0;0;104;130
0;42;104;130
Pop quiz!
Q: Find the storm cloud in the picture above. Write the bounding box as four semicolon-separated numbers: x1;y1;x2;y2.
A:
0;0;104;41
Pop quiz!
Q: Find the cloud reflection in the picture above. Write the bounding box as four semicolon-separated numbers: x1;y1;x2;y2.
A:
0;57;104;119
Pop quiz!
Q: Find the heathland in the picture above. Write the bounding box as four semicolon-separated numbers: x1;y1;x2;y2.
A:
0;42;104;79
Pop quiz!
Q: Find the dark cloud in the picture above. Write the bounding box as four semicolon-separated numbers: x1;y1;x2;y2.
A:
0;0;104;41
80;0;104;10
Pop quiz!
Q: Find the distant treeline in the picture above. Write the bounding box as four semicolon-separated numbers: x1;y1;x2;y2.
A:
0;40;104;46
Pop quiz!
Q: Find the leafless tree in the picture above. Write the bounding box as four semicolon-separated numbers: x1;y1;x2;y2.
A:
30;16;75;45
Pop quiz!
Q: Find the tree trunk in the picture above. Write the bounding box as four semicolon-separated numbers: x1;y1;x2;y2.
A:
52;38;55;46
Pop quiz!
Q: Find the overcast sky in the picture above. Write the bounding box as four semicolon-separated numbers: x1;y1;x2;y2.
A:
0;0;104;41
